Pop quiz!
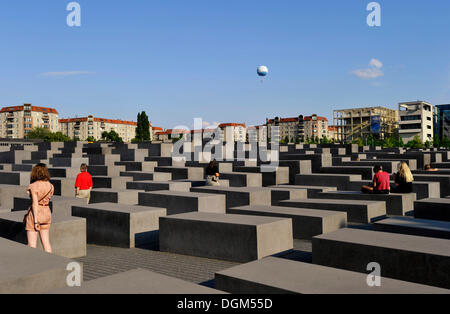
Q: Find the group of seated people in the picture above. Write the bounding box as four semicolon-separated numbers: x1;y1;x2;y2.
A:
362;162;416;194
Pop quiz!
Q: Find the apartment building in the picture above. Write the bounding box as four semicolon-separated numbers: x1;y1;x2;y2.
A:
59;116;141;142
247;125;268;142
218;123;247;142
266;115;328;142
333;106;398;142
398;101;434;143
327;125;342;141
266;116;304;142
435;104;450;140
304;115;329;140
0;104;59;139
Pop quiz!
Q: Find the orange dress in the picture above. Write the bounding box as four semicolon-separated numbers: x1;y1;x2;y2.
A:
25;180;54;231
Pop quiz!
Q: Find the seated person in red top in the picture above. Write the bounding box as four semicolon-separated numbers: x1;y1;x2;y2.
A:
75;163;93;203
361;165;390;194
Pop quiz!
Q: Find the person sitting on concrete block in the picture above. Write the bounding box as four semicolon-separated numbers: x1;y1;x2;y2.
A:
392;162;414;194
424;164;438;172
75;163;93;204
205;159;220;186
24;163;55;254
361;165;390;195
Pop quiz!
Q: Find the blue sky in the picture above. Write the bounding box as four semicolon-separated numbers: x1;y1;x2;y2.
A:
0;0;449;128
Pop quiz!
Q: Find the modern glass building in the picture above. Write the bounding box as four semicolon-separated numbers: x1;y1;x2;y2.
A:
435;104;450;140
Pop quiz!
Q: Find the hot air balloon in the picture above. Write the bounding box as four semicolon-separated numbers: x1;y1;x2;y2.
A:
257;66;268;82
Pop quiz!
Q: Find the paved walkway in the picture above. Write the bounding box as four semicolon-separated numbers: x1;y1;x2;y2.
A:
76;239;313;288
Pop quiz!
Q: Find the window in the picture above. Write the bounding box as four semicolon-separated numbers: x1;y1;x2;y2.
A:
401;115;421;121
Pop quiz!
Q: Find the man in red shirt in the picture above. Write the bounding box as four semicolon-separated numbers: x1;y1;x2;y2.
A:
75;163;93;203
362;165;390;194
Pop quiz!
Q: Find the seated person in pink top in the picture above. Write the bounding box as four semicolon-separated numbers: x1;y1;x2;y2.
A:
361;165;390;194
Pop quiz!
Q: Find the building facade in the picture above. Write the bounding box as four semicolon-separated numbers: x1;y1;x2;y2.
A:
0;104;59;139
303;114;328;140
59;116;139;142
333;106;398;142
218;123;247;142
398;101;434;143
266;115;328;142
435;104;450;141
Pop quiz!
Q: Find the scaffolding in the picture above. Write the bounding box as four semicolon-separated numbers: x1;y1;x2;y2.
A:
333;106;399;142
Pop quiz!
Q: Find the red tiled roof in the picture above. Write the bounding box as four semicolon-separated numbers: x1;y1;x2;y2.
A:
59;117;138;126
1;105;58;114
218;123;246;128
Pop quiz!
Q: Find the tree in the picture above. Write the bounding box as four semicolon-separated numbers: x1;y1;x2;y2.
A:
86;136;96;142
134;111;150;142
441;136;450;149
26;128;72;142
405;135;424;149
102;130;123;143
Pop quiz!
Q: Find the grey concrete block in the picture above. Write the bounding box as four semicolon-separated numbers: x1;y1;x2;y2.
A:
295;174;361;190
0;184;28;209
0;171;30;186
72;203;166;248
374;217;450;240
159;212;293;262
312;228;450;289
0;211;86;258
315;191;416;216
279;198;386;223
228;205;347;240
414;198;450;222
215;257;449;294
269;188;307;206
139;191;226;215
90;189;142;205
0;237;80;293
270;185;337;198
51;268;224;294
190;186;271;209
220;172;262;187
127;180;191;192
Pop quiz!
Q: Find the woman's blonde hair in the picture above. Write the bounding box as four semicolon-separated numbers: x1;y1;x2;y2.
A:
398;162;414;183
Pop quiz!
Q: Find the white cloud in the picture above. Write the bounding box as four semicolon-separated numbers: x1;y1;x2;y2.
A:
352;68;384;79
369;58;383;69
352;59;384;80
40;71;95;77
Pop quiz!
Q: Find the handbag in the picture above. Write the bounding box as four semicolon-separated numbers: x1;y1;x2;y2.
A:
23;186;54;226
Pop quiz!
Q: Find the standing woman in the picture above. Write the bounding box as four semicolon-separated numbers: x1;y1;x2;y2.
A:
24;163;54;253
392;162;414;193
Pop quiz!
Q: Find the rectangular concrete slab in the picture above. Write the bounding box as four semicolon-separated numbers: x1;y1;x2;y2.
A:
312;228;450;289
51;268;224;294
316;191;416;216
279;198;386;223
90;188;142;205
374;217;450;239
414;198;450;222
228;205;347;240
160;212;293;262
0;211;86;258
190;186;271;209
215;257;449;294
72;203;166;248
0;237;79;293
139;191;226;215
